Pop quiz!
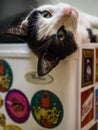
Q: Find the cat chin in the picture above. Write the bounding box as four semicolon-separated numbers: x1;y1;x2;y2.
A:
38;52;60;76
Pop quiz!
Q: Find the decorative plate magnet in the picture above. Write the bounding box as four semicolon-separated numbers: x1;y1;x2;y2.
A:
31;90;64;128
0;60;13;92
82;49;94;87
0;113;6;127
3;124;22;130
5;89;30;123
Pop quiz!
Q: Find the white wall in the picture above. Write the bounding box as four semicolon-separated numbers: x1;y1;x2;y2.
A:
63;0;98;16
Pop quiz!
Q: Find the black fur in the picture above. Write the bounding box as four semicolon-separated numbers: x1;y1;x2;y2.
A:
87;28;97;42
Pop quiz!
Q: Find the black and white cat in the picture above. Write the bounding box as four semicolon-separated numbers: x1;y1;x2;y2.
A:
3;3;98;76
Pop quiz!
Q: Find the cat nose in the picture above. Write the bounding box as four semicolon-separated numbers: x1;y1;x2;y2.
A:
64;8;72;16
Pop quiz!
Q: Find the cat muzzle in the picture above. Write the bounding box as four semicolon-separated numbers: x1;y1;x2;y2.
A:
63;7;78;17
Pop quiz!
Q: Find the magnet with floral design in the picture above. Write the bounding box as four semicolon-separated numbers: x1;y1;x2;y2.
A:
31;90;64;128
5;89;30;123
0;60;13;92
3;124;22;130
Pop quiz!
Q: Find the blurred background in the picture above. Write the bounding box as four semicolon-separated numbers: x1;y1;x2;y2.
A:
0;0;98;43
0;0;37;31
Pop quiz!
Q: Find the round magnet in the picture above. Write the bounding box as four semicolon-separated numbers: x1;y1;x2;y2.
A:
25;72;53;84
31;90;64;128
0;60;13;92
3;124;22;130
5;89;30;123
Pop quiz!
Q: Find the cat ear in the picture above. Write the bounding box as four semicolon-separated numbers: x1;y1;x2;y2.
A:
2;23;28;41
38;52;60;77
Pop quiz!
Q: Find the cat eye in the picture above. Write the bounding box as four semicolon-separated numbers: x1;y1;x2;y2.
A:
58;29;65;41
41;11;52;18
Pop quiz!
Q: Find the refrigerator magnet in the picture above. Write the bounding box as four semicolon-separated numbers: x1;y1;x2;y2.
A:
3;124;22;130
5;89;30;123
31;90;64;128
0;60;13;92
81;49;94;87
25;72;54;85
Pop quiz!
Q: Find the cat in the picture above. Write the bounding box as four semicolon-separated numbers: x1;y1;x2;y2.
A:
3;3;98;76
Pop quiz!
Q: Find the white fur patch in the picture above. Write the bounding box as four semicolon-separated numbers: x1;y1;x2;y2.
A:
36;3;78;40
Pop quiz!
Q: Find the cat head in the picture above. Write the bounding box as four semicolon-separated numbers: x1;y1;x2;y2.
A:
4;3;78;76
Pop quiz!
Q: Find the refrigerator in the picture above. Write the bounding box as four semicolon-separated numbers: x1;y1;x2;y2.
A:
0;43;98;130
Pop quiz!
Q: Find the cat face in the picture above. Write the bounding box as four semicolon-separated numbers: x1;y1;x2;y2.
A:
5;3;78;76
23;3;78;39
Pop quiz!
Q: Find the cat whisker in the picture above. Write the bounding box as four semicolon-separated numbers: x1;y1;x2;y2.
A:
38;43;48;54
38;42;48;51
25;4;36;10
38;40;50;55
